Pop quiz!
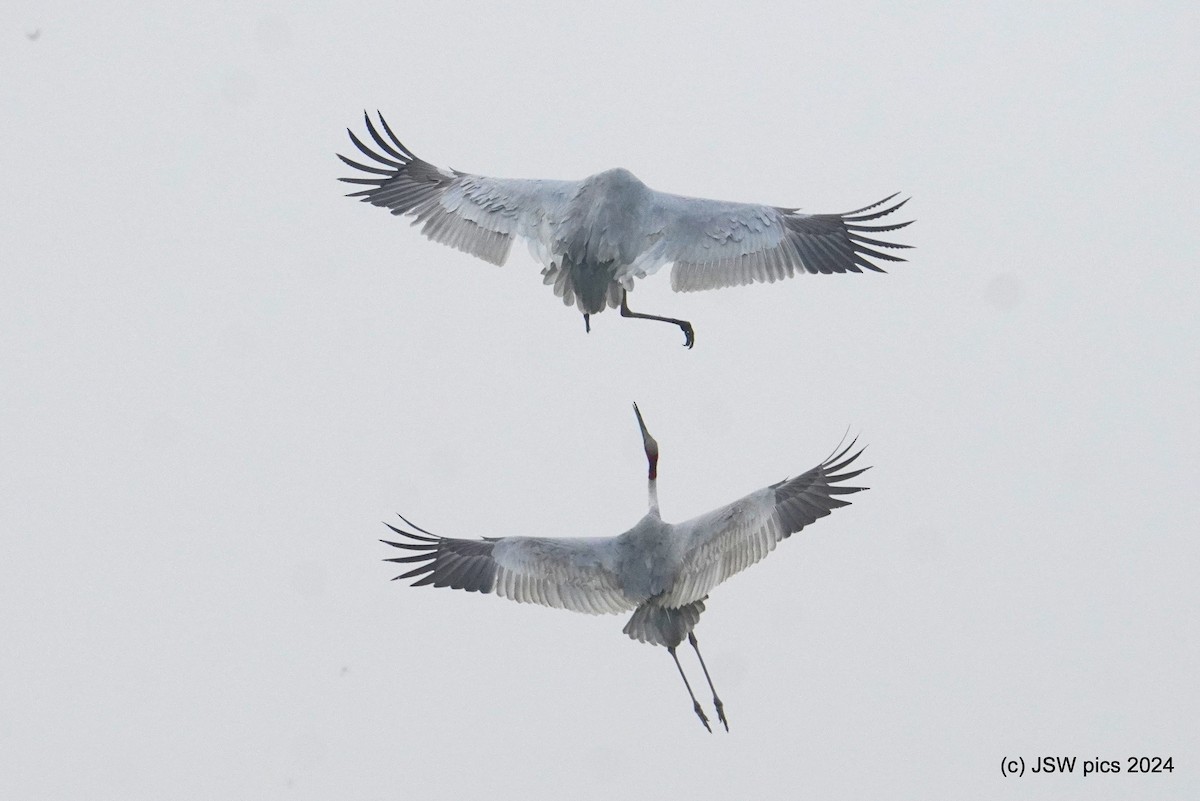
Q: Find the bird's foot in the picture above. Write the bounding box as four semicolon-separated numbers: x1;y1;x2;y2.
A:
713;697;728;732
692;701;712;733
679;322;695;349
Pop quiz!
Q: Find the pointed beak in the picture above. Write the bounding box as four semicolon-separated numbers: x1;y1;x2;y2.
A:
632;402;659;479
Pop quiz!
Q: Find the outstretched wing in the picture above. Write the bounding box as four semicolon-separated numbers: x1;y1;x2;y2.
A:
338;111;574;267
659;439;869;607
381;516;637;615
630;189;912;292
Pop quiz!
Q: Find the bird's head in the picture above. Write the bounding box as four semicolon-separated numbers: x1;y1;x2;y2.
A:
633;402;659;480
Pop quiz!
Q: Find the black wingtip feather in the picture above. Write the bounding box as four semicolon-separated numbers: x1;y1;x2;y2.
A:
364;112;413;164
394;513;439;538
337;153;394;176
383;521;438;541
398;563;436;581
828;465;871;483
380;514;499;594
384;554;434;564
850;233;915;251
339;176;388;186
852;257;889;273
843;195;910;220
839;197;914;270
824;435;859;464
375;112;417;161
345;128;404;169
845;219;914;234
839;192;898;216
826;445;868;475
854;244;908;263
380;537;435;549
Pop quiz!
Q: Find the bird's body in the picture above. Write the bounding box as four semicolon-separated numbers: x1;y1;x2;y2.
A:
340;112;913;346
383;404;868;730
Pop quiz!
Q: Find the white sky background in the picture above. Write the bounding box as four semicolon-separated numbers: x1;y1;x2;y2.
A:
2;1;1197;798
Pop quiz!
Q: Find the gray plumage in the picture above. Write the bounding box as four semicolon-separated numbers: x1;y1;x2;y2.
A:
382;407;867;731
383;439;867;648
339;111;913;346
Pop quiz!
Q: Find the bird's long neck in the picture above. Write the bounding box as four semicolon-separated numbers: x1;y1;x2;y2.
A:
634;402;660;516
643;450;662;513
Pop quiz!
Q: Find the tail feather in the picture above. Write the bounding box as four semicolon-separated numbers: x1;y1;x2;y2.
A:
622;599;707;647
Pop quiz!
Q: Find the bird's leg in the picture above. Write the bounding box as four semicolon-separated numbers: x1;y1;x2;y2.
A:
583;313;591;334
688;632;728;732
668;645;712;733
619;291;695;349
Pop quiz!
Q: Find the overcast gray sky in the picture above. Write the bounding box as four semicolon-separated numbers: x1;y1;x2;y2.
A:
3;1;1197;799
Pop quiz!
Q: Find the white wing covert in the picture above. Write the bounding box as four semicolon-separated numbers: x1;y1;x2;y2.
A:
660;440;869;607
382;516;636;616
339;112;573;268
637;189;912;292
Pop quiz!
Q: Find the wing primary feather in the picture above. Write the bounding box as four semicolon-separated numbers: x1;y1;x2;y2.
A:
840;192;901;217
823;435;858;463
375;112;419;161
363;112;414;164
845;219;914;234
788;237;820;275
826;444;867;473
436;555;475;589
824;477;870;492
849;233;915;250
398;563;436;581
336;154;395;176
346;129;403;168
827;464;871;482
853;244;908;263
461;561;491;593
384;553;433;563
379;540;437;552
382;522;438;542
852;255;888;273
394;513;440;538
802;233;848;274
843;196;910;222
